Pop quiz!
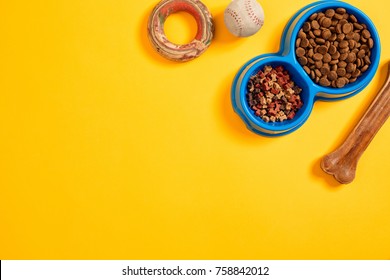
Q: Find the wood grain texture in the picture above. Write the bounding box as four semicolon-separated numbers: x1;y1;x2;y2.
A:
321;62;390;184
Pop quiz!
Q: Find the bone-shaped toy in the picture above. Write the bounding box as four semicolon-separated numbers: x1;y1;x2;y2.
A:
321;62;390;184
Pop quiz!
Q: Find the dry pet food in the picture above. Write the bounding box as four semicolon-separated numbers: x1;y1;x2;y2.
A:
296;8;374;88
247;65;303;123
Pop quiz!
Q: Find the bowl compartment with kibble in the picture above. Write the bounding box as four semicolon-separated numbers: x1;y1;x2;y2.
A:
289;1;381;99
231;0;380;136
233;56;314;136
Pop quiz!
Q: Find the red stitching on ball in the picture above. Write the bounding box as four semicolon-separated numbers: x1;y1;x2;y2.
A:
226;8;243;31
245;0;263;26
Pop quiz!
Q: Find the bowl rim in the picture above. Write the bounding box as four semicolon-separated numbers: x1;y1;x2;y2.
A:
286;1;381;96
231;0;381;136
235;56;315;134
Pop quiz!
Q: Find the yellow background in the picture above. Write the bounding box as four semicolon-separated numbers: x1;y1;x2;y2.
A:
1;0;389;259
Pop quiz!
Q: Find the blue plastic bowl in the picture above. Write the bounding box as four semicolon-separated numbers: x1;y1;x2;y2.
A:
232;0;381;136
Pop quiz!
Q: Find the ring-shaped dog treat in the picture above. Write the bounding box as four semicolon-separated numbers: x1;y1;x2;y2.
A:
147;0;214;62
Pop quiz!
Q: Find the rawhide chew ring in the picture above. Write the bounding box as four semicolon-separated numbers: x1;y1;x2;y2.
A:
147;0;214;62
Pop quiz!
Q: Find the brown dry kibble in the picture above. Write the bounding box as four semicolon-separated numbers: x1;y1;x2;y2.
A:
345;32;354;40
334;13;344;20
352;69;361;77
336;8;346;14
338;61;347;68
321;17;332;28
349;14;358;23
328;45;337;55
337;33;346;41
342;23;353;34
339;40;348;48
296;38;302;48
296;47;306;58
317;46;328;55
325;9;335;18
354;23;363;30
348;39;356;49
328;71;338;81
332;50;341;59
322;29;332;40
301;38;310;48
368;38;374;49
337;68;346;77
339;47;349;54
336;77;346;88
303;22;311;32
313;29;322;37
315;38;326;45
315;60;323;69
319;77;331;87
364;55;371;65
313;53;323;61
323;53;332;63
298;29;307;39
329;33;337;41
310;70;316;80
335;23;342;34
320;65;330;76
312;20;320;29
247;65;304;123
356;58;362;67
309;13;318;21
349;77;357;83
298;56;308;66
361;44;370;52
307;57;314;64
340;52;349;61
295;8;374;88
362;29;371;39
357;49;366;58
346;52;356;63
346;63;356;73
361;65;369;72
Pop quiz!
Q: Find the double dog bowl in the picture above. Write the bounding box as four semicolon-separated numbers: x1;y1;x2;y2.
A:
231;0;381;136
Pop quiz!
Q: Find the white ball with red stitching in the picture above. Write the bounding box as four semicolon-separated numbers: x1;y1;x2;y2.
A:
224;0;265;37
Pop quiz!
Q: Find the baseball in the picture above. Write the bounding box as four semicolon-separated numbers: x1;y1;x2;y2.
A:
224;0;265;37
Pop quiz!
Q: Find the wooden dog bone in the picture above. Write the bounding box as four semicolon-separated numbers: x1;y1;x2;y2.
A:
321;62;390;184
